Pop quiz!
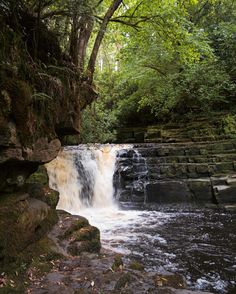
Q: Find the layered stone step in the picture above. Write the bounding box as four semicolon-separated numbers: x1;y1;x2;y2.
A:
117;116;233;143
134;139;236;156
114;139;236;207
145;153;236;164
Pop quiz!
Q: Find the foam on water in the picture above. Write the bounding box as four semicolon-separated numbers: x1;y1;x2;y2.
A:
46;144;130;212
45;144;236;294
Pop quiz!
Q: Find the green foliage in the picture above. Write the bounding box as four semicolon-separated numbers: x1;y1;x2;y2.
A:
80;66;122;143
221;114;236;136
90;0;236;135
137;62;235;118
80;102;117;143
1;0;236;142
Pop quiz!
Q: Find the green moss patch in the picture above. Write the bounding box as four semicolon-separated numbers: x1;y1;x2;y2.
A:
0;236;63;293
128;261;144;271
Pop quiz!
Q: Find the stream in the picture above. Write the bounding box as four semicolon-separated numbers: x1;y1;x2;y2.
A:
45;145;236;293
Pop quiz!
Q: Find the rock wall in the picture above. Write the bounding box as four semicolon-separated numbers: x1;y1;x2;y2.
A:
0;166;59;266
0;7;97;275
114;139;236;208
116;116;232;143
0;8;97;192
0;73;97;192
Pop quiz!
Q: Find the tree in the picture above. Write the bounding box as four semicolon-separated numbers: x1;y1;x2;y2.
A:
80;0;236;140
87;0;123;83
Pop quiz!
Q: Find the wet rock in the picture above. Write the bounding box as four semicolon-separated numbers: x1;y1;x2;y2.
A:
68;237;101;255
112;255;124;271
154;274;186;289
50;211;101;256
213;177;236;204
146;181;192;203
28;183;59;209
187;179;213;203
115;139;236;206
26;245;215;294
114;273;133;290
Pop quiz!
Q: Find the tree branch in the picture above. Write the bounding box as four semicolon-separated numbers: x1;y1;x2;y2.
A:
87;0;123;83
94;15;140;29
95;0;105;8
131;0;145;17
143;65;167;76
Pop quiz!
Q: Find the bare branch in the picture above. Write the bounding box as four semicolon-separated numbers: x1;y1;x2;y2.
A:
143;65;167;76
131;0;145;17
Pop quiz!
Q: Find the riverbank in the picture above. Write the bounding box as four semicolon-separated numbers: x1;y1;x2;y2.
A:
27;211;216;294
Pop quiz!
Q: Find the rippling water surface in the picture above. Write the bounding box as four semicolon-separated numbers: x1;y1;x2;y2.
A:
46;145;236;293
77;205;236;294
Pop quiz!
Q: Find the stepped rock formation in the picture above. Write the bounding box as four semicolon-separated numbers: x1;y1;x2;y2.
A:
116;117;232;144
115;139;236;208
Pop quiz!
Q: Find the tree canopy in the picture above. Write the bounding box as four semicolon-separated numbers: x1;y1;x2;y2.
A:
80;0;236;142
1;0;235;142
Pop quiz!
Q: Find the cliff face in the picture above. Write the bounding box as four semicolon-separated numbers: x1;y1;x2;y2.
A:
0;9;96;192
0;7;97;272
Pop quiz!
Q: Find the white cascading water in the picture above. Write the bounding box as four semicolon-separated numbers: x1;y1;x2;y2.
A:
45;144;121;214
45;144;170;255
45;144;234;293
45;144;235;293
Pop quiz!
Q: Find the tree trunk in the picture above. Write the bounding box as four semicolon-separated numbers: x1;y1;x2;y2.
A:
34;0;42;59
87;0;122;83
69;13;79;66
78;16;94;72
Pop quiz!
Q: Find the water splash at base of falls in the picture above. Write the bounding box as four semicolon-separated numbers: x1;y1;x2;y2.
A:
45;144;235;294
45;144;130;214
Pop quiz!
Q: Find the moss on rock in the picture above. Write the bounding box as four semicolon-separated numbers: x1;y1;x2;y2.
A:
27;166;59;209
57;214;101;256
111;255;124;271
27;166;49;185
60;217;90;240
0;192;58;267
72;226;100;242
68;225;101;255
128;261;144;271
3;79;34;144
68;238;101;255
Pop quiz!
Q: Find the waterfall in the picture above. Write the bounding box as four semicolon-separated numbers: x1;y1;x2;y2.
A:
114;148;148;203
45;144;124;214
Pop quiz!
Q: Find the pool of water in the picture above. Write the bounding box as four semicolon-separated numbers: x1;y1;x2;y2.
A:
76;205;236;293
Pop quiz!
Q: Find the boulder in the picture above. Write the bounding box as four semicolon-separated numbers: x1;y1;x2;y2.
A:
49;211;101;256
0;192;58;265
187;179;213;203
214;177;236;204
